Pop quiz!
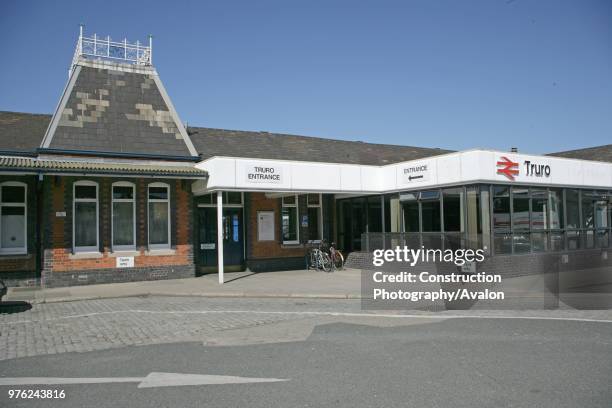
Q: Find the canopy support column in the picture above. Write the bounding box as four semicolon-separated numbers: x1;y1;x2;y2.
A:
217;190;224;284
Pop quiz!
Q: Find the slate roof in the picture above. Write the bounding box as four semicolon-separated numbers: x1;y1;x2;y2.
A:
0;155;207;178
42;59;197;158
547;145;612;163
188;127;452;166
0;111;51;154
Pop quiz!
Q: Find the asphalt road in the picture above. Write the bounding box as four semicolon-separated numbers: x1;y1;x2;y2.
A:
1;316;610;408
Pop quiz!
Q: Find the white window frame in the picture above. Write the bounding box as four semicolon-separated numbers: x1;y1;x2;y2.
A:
73;180;99;253
307;193;324;242
147;182;171;250
0;181;27;255
281;194;299;244
112;181;136;251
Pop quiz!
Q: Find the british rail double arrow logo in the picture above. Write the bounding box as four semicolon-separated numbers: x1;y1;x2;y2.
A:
496;156;519;180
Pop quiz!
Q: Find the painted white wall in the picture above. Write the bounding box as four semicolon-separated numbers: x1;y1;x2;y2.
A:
194;150;612;195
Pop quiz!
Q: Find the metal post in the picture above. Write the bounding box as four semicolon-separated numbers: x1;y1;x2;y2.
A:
79;24;83;54
107;36;110;57
217;191;224;284
148;35;153;64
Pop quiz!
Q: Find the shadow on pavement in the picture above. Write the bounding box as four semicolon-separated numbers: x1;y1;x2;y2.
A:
0;301;32;314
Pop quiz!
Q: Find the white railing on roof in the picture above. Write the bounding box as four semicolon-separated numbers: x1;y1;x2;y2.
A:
71;25;152;70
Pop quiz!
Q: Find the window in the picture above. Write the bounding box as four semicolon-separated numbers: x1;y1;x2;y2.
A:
226;192;242;205
307;194;322;241
148;183;170;249
0;182;27;254
531;189;547;230
73;181;99;252
566;189;580;229
112;182;135;251
402;199;419;233
443;188;464;232
512;187;530;231
199;192;242;206
281;195;298;244
548;189;564;230
493;186;510;231
420;191;441;232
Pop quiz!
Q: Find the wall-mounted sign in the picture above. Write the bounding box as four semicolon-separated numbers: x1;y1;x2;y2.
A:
55;211;66;217
301;215;309;227
257;211;275;241
497;156;551;181
201;243;215;250
245;165;283;184
116;256;134;268
401;163;430;184
496;156;519;180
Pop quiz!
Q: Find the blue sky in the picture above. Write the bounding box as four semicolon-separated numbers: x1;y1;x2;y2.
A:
1;0;610;154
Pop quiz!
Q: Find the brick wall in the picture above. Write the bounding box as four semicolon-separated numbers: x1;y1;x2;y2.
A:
41;176;195;287
0;175;39;287
244;192;333;271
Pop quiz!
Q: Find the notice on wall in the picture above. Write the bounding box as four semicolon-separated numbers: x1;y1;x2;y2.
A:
245;165;283;184
401;163;430;184
257;211;275;241
116;256;134;268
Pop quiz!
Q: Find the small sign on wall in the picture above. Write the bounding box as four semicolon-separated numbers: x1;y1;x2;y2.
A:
55;211;66;217
461;261;476;273
257;211;275;241
116;256;134;268
201;243;215;250
301;215;309;227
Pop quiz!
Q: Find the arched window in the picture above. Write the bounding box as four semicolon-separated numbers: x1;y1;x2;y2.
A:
112;182;136;251
73;180;99;252
148;182;171;249
0;182;27;254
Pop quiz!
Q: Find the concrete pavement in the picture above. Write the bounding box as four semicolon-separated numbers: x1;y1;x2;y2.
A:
6;268;363;304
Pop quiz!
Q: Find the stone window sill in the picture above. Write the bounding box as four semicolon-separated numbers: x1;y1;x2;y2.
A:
69;251;103;260
109;250;140;257
145;249;176;256
281;243;303;249
0;253;31;260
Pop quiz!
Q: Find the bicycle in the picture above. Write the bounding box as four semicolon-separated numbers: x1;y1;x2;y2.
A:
329;241;344;271
308;242;332;272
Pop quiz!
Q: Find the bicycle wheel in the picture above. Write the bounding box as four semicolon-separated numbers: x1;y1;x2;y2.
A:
309;250;317;270
320;253;332;272
333;251;344;270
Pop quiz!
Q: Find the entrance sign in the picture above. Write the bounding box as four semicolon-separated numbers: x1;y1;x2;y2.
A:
257;211;275;241
245;165;283;184
401;163;430;184
116;256;134;268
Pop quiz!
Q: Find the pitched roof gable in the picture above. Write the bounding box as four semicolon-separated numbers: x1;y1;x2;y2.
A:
40;59;198;159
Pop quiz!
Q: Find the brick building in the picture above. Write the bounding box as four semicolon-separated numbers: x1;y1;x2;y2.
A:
0;31;611;287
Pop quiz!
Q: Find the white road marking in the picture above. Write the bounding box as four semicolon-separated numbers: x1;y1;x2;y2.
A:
0;372;288;388
1;309;611;325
